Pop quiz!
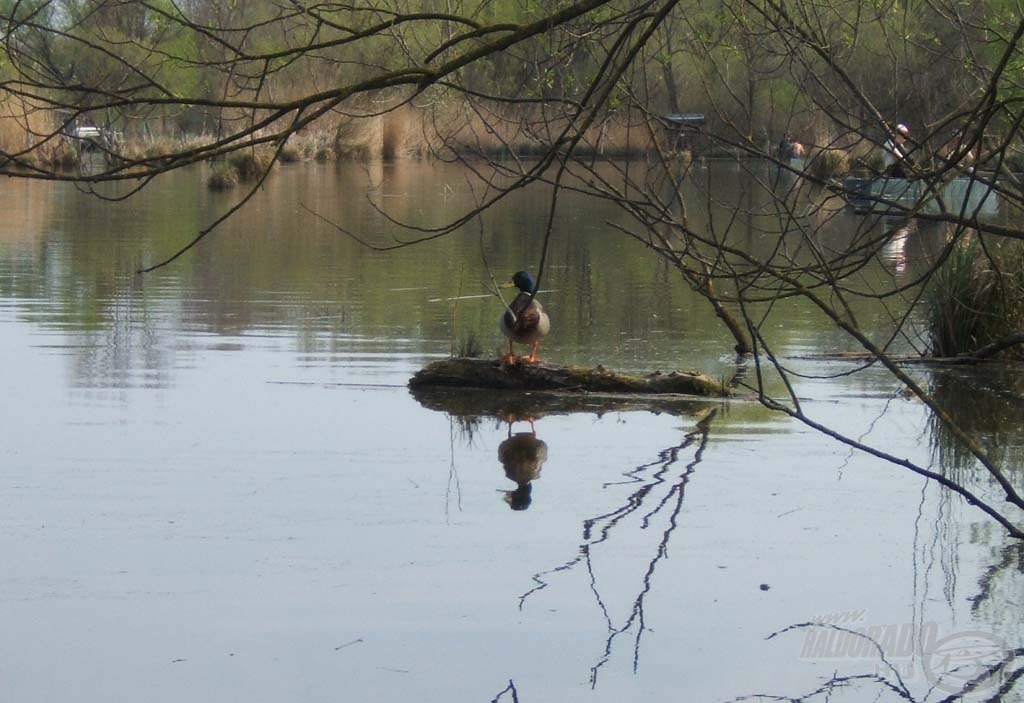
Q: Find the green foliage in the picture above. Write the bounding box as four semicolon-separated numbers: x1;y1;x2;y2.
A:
808;149;850;179
0;0;1021;168
207;162;239;190
927;239;1024;359
228;149;274;182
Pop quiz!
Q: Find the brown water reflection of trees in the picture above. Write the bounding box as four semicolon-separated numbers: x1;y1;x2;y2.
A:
928;365;1024;631
929;366;1024;475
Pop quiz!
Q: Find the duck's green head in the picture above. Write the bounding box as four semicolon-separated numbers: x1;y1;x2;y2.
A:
511;270;537;294
504;483;533;511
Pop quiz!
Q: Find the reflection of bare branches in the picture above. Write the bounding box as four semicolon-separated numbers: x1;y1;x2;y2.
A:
445;416;466;524
490;679;519;703
753;623;1024;703
969;542;1024;616
987;660;1024;703
928;366;1024;476
726;674;909;702
453;414;484;445
768;623;914;698
952;647;1024;702
518;410;715;687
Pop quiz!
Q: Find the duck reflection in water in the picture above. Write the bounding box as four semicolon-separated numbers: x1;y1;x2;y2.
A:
498;419;548;511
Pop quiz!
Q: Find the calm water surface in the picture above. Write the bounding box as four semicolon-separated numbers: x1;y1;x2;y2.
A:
0;161;1021;702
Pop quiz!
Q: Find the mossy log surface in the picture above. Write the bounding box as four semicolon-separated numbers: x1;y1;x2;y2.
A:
409;358;732;397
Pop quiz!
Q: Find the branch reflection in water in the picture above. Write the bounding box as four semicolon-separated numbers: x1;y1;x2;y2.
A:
413;383;722;685
517;408;716;688
419;384;1022;699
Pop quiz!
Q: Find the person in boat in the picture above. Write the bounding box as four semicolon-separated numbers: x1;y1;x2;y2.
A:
940;128;977;173
883;123;912;177
777;133;805;161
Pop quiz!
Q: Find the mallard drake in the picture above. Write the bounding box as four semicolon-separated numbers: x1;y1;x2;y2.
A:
500;270;550;363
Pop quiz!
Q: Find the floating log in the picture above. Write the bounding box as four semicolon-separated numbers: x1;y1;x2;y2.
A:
409;357;733;397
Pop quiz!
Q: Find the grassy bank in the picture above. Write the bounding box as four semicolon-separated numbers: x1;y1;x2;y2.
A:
0;98;670;182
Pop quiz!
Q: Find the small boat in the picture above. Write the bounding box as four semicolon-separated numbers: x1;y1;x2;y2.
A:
843;175;998;217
